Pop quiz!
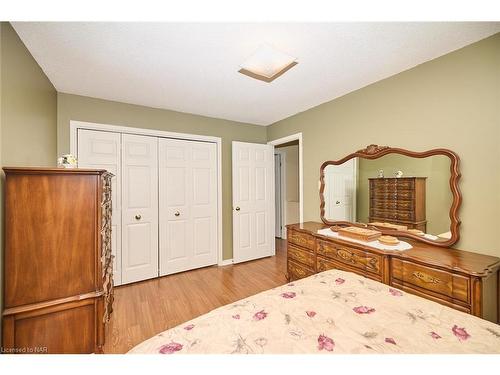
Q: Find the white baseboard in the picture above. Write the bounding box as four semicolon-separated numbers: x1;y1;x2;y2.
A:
218;259;234;266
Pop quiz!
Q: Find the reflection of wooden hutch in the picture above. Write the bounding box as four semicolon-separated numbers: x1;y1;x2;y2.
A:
369;177;426;232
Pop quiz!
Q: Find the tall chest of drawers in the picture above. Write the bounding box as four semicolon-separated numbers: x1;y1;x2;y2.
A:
369;177;426;232
2;167;114;353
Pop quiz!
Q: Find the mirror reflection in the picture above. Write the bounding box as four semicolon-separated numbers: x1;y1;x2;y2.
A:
323;154;453;240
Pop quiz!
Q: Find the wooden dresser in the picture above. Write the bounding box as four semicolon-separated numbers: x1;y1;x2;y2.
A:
369;177;426;232
2;167;114;354
287;222;500;323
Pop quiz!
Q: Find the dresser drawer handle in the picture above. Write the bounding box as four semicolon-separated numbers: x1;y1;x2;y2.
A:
337;249;356;263
412;271;442;284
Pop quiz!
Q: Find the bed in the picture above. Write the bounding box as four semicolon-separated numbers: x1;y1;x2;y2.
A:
129;269;500;354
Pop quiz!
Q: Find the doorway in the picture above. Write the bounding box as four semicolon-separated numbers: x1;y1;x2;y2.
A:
271;136;302;239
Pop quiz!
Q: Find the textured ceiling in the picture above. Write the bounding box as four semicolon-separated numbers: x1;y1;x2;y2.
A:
13;22;500;125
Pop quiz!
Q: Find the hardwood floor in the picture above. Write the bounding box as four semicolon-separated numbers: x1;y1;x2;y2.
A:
104;239;288;353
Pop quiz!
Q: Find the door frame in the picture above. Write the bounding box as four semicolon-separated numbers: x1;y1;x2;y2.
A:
274;149;287;239
69;120;224;266
267;133;304;228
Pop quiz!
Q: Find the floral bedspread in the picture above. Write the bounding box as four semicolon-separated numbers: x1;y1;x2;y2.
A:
129;269;500;354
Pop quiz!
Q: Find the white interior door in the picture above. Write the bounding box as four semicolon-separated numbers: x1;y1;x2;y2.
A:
232;141;275;263
324;158;357;221
77;129;122;286
159;138;217;276
121;134;159;284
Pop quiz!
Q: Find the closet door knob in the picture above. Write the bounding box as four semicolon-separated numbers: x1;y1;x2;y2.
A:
174;211;180;217
135;214;142;220
235;207;240;211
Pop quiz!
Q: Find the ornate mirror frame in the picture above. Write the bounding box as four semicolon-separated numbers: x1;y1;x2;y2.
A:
319;144;462;247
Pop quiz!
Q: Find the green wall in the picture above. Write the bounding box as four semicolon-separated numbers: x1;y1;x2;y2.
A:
268;33;500;257
0;22;58;340
57;93;268;260
356;155;452;235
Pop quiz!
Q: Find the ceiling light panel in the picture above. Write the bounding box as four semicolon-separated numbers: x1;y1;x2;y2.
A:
239;44;297;83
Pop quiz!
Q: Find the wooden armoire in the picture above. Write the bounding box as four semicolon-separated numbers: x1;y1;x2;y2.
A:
2;167;114;354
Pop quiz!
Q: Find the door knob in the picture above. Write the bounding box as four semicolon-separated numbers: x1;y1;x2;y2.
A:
135;214;142;220
235;207;240;211
174;211;180;217
336;200;340;204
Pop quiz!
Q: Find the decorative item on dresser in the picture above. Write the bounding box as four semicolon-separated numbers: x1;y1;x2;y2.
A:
2;167;114;354
286;222;500;323
369;177;427;232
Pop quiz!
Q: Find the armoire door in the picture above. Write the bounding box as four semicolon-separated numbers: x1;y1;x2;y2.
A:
121;134;159;284
232;141;275;263
158;138;217;276
77;129;123;285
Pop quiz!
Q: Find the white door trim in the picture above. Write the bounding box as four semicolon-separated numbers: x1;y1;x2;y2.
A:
274;149;287;239
69;120;224;266
267;133;304;224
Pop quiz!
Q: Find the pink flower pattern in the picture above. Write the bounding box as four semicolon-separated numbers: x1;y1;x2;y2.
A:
317;334;335;351
389;288;403;297
158;342;183;354
430;332;441;339
353;306;376;314
132;270;499;355
253;310;268;321
452;325;470;342
385;337;396;345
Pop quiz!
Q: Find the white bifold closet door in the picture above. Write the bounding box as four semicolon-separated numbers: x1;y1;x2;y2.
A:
77;129;122;285
121;134;159;284
232;142;275;263
159;138;217;276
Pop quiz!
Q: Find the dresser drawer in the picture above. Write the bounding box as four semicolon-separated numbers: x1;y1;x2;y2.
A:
370;191;397;200
287;259;314;281
370;199;414;211
395;189;414;200
395;179;415;190
371;179;415;190
317;256;382;282
317;256;338;273
370;200;397;210
288;230;315;251
370;191;415;200
288;244;315;268
396;200;414;211
370;208;397;220
391;259;470;304
317;240;382;277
